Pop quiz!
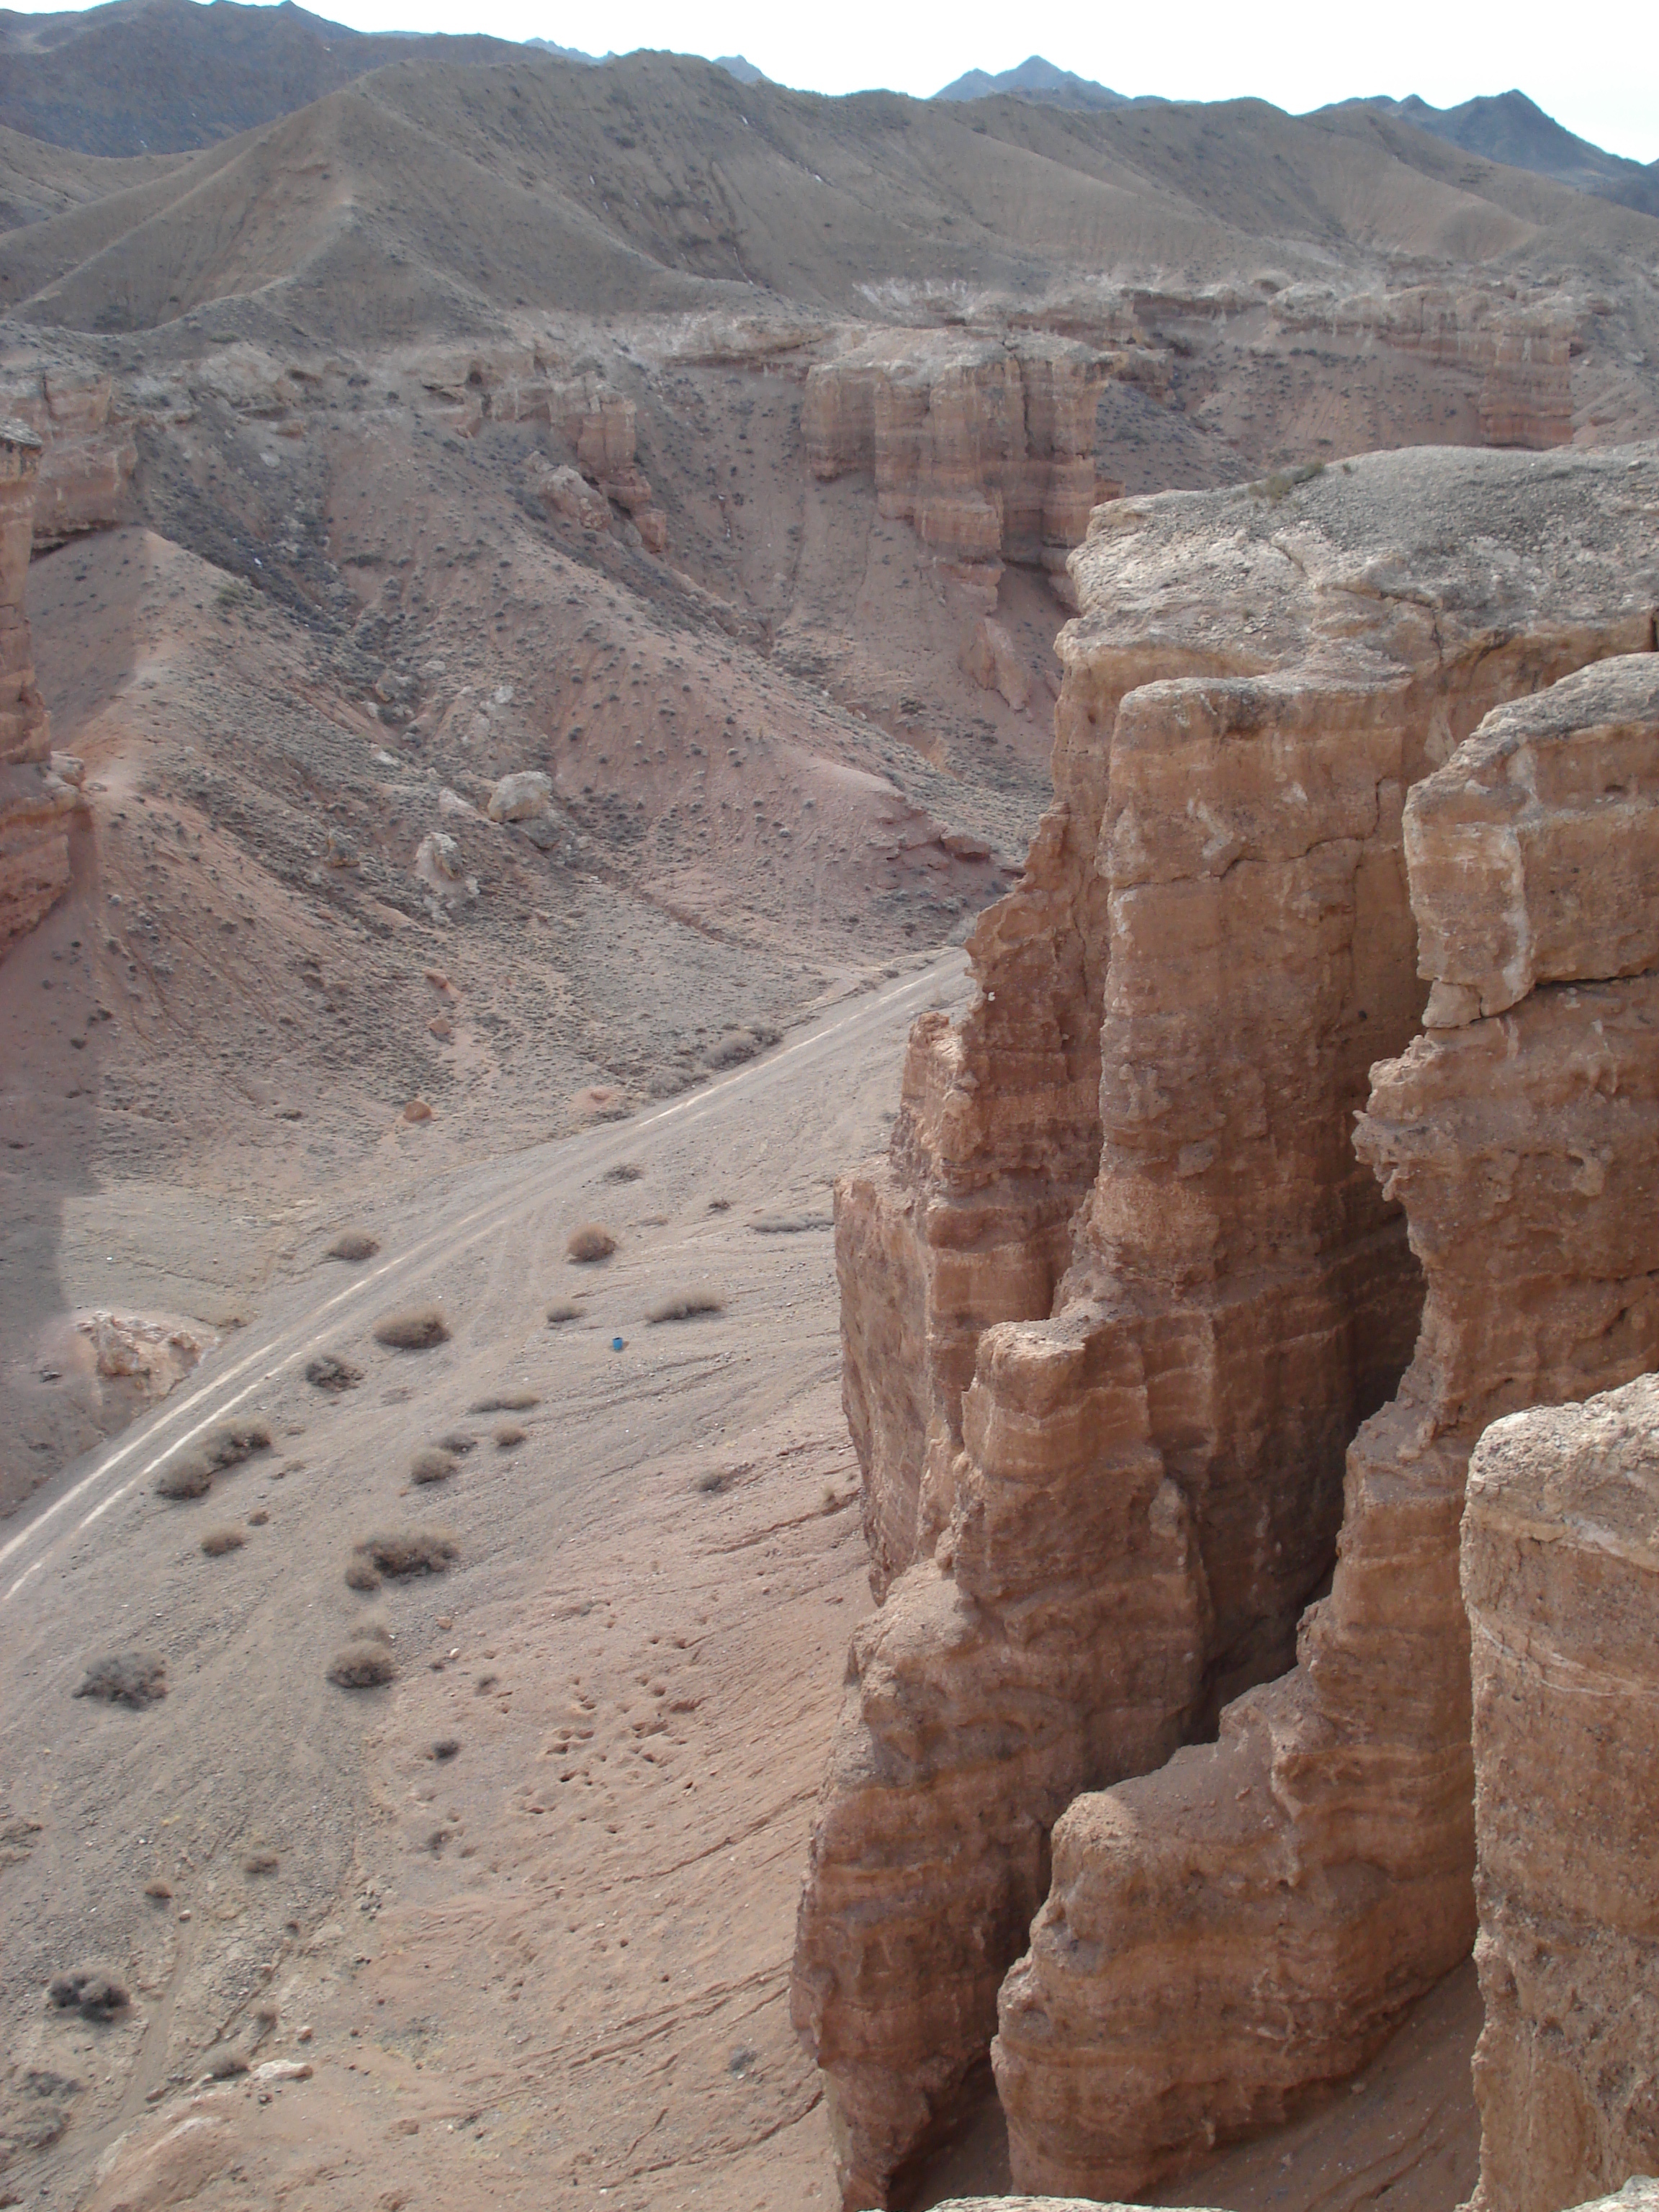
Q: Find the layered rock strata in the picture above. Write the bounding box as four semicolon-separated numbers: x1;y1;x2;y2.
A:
995;649;1659;2194
1464;1368;1659;2212
1;417;78;959
804;335;1108;598
794;444;1659;2209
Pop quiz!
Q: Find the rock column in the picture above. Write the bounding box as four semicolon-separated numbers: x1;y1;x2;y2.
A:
0;417;76;960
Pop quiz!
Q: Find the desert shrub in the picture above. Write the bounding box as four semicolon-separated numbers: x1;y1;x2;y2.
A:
241;1848;279;1875
154;1418;271;1501
493;1424;526;1449
326;1231;379;1263
707;1197;731;1212
203;2044;248;2078
344;1553;381;1591
200;1527;246;1557
305;1354;362;1393
355;1530;457;1578
469;1389;539;1413
750;1213;832;1235
696;1469;729;1495
202;1420;271;1467
48;1969;128;2020
436;1431;476;1454
373;1307;449;1351
646;1286;725;1324
603;1161;644;1182
328;1639;395;1689
430;1737;460;1762
410;1447;456;1485
143;1879;173;1902
73;1653;166;1707
154;1453;214;1500
566;1224;616;1263
546;1299;581;1325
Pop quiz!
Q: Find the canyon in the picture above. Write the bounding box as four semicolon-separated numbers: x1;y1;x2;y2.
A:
1;20;1658;2212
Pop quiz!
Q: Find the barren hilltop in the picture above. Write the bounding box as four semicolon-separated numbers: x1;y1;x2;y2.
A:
1;16;1658;2212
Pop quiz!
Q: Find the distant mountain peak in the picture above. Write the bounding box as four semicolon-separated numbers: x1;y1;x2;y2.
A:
933;54;1125;112
714;55;764;85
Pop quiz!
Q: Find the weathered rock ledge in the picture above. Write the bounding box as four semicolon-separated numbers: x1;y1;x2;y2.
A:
793;442;1659;2209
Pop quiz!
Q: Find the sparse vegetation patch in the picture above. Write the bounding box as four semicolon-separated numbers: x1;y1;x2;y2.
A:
328;1633;395;1689
567;1224;616;1263
352;1529;458;1578
603;1162;644;1182
48;1969;128;2020
73;1653;166;1707
493;1423;526;1448
646;1286;725;1323
325;1232;379;1262
546;1299;581;1325
410;1447;457;1485
373;1307;449;1351
305;1354;362;1393
469;1389;539;1412
200;1527;246;1556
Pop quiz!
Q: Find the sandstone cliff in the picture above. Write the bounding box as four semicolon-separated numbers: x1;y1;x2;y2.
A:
804;334;1109;603
0;416;78;958
793;445;1659;2208
1464;1368;1659;2212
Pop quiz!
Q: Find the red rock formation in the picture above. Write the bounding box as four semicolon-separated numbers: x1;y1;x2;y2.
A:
1465;1367;1659;2212
794;445;1659;2209
996;649;1659;2196
1;416;78;959
804;335;1107;597
0;374;136;549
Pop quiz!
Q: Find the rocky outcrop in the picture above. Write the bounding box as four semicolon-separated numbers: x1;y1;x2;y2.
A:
1;417;79;960
804;334;1108;599
0;374;135;549
994;649;1659;2195
1464;1369;1659;2212
793;444;1659;2209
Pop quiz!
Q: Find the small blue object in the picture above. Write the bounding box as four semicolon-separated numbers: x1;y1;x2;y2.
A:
611;1336;625;1352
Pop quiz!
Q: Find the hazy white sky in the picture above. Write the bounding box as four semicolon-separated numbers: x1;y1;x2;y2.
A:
24;0;1659;158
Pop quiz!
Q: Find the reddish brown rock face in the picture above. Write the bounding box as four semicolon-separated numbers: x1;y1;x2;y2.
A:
1465;1372;1659;2212
0;418;78;960
996;650;1659;2198
804;334;1105;602
795;446;1659;2211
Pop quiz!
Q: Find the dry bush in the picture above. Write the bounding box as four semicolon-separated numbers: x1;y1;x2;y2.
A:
200;1527;246;1557
154;1417;271;1501
436;1431;476;1455
566;1223;616;1263
750;1213;832;1235
410;1447;456;1485
154;1454;214;1501
546;1299;581;1325
305;1354;362;1393
328;1639;395;1689
646;1286;725;1324
707;1197;732;1212
143;1879;173;1902
493;1424;526;1449
354;1530;457;1578
603;1162;644;1182
48;1969;128;2020
344;1552;381;1591
203;2044;249;2078
373;1307;449;1351
73;1653;166;1707
326;1231;379;1262
241;1848;279;1875
469;1389;539;1413
430;1737;460;1762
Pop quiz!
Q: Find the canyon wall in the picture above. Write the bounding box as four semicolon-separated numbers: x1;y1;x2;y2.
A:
804;335;1109;601
1464;1367;1659;2212
794;445;1659;2210
995;649;1659;2196
0;416;78;959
